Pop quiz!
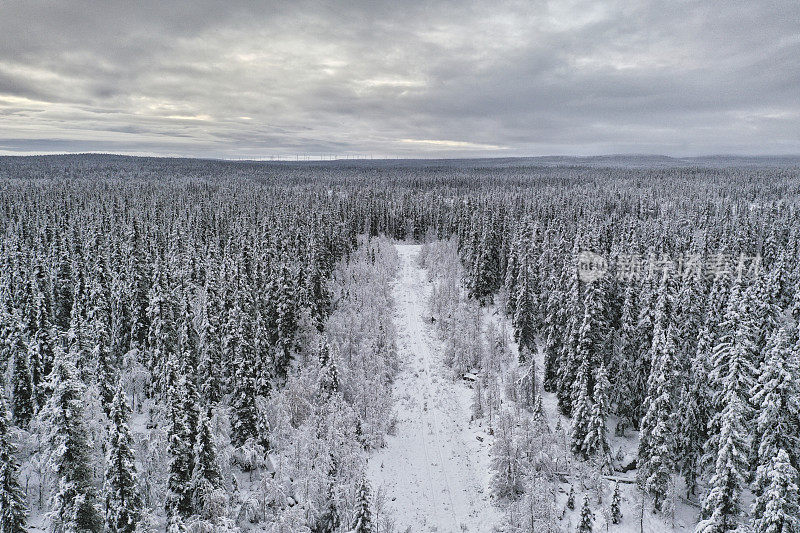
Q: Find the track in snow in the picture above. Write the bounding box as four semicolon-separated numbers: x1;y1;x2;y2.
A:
367;244;499;533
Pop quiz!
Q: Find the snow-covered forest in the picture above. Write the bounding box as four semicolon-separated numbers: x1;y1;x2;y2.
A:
1;154;800;532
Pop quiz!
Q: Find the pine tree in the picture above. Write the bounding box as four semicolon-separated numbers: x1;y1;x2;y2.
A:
319;343;340;398
577;495;593;533
104;383;141;533
583;363;611;467
751;449;800;533
228;297;260;448
613;282;638;436
145;264;178;398
351;475;373;533
632;275;657;424
542;280;565;393
11;348;34;428
95;341;116;416
567;485;576;510
165;356;194;519
191;410;222;518
611;482;622;524
575;278;608;393
696;398;751;532
570;360;592;459
274;258;299;380
557;264;582;415
28;330;49;410
697;284;754;532
513;254;537;354
677;272;729;497
42;347;101;533
316;456;340;533
751;326;800;517
638;324;679;510
518;353;537;410
0;392;28;533
198;277;224;404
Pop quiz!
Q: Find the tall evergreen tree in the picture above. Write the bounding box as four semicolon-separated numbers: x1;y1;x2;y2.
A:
638;324;679;511
191;410;222;518
697;284;755;532
751;449;800;533
0;393;27;533
103;383;141;533
165;355;194;519
11;348;34;429
611;482;622;525
41;347;101;533
513;254;537;355
613;282;638;436
570;359;592;459
577;495;594;533
556;264;582;415
583;363;611;467
751;326;800;514
351;475;373;533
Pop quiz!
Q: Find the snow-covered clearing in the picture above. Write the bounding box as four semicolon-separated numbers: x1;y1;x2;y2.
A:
368;244;500;533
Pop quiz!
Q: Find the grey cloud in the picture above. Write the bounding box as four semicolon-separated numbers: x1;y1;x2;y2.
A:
0;0;798;157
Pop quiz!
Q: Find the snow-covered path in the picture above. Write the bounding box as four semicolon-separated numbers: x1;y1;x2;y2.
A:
368;244;499;533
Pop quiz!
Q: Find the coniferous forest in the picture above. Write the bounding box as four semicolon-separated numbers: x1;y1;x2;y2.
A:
1;154;800;532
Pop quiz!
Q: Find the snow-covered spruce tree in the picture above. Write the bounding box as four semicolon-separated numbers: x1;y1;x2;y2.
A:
574;277;608;397
578;495;594;533
0;392;28;533
569;275;607;443
513;253;537;355
518;352;537;410
165;356;194;519
697;284;755;532
191;409;222;519
613;281;638;436
504;231;521;316
273;257;299;381
198;274;225;404
41;346;102;533
745;271;781;360
350;475;373;533
676;346;711;498
583;363;611;468
542;273;566;393
11;346;34;428
632;274;657;424
103;382;141;533
751;449;800;533
145;263;179;398
611;482;622;524
94;339;116;416
228;296;260;448
570;359;592;459
556;262;582;416
638;324;679;511
751;325;800;517
28;329;50;410
677;271;730;497
318;342;340;398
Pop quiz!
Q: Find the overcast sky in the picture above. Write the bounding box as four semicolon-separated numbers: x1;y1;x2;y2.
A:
1;0;798;158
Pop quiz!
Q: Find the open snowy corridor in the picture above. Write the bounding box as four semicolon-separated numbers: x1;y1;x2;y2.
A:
368;244;499;533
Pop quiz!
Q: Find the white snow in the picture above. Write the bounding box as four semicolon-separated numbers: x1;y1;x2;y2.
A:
368;244;501;533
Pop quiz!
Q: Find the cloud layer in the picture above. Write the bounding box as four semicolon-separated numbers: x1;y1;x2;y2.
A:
1;0;798;157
